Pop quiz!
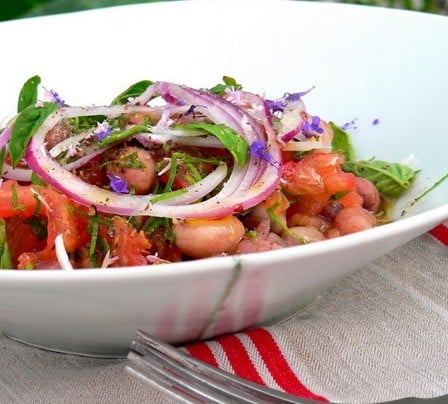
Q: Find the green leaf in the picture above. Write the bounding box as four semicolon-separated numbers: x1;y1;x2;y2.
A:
209;76;242;95
111;80;153;105
17;75;41;113
0;146;6;176
68;115;107;133
9;102;59;167
330;121;356;162
342;159;417;198
99;125;149;146
178;121;249;166
0;218;12;269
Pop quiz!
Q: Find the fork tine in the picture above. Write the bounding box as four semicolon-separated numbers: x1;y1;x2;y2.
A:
127;350;232;403
128;333;267;403
126;330;318;404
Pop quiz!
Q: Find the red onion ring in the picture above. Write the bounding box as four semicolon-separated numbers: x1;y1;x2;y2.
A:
24;82;281;218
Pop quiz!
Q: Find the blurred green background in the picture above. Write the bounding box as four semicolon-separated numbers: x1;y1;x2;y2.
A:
0;0;446;21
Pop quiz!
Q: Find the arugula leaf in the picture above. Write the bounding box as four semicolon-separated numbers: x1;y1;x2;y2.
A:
330;122;356;162
111;80;153;105
17;75;41;113
0;219;12;269
178;121;249;166
209;76;242;95
342;159;417;198
9;102;59;167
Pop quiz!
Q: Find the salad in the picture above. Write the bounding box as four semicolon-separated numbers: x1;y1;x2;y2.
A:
0;76;417;270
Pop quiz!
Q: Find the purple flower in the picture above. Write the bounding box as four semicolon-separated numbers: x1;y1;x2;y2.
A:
302;115;324;137
265;99;286;113
250;140;279;168
341;118;358;131
93;120;113;141
283;86;315;103
108;175;129;193
372;118;380;126
44;88;65;107
265;86;315;114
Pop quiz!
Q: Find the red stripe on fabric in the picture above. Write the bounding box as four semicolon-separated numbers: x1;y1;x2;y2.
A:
216;334;265;385
184;342;219;367
246;328;329;402
430;224;448;246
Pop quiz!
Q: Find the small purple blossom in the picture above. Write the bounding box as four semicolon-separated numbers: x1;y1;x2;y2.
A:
93;120;113;141
43;88;65;107
341;118;358;131
264;99;286;113
283;86;315;103
265;86;315;114
302;115;324;138
372;118;380;126
108;175;129;194
250;140;280;168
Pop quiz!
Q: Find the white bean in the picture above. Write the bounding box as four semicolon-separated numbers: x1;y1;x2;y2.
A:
173;216;245;258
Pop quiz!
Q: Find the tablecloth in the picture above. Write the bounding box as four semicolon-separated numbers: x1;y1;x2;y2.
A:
1;222;447;404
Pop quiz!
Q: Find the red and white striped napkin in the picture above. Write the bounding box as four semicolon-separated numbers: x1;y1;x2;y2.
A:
183;221;448;403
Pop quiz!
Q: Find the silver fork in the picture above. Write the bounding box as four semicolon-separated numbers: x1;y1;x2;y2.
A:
126;329;321;404
126;330;448;404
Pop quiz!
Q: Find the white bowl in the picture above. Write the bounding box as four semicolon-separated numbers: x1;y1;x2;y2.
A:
0;0;447;356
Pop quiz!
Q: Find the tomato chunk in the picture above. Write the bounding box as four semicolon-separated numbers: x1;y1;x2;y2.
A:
324;172;357;194
0;181;90;269
107;217;151;267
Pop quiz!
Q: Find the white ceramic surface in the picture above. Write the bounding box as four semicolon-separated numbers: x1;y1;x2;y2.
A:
0;0;447;356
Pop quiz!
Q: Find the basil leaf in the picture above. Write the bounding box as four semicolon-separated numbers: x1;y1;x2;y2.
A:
0;218;12;270
111;80;153;105
17;75;41;113
209;76;242;95
9;102;59;167
342;159;417;198
178;122;249;166
99;125;149;146
330;122;356;162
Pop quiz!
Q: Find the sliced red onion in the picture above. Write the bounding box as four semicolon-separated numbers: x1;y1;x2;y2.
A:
136;130;224;148
283;139;329;152
25;82;281;218
55;234;74;271
0;126;11;149
2;161;33;182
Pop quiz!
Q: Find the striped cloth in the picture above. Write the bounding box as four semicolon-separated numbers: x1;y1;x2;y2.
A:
183;221;448;403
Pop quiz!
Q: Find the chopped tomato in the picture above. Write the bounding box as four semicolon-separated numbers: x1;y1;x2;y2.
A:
148;227;182;262
323;172;357;194
0;180;41;217
281;152;351;196
5;215;47;267
107;217;151;267
281;159;325;195
306;152;344;177
262;190;290;216
286;193;331;218
337;190;363;208
0;181;90;269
